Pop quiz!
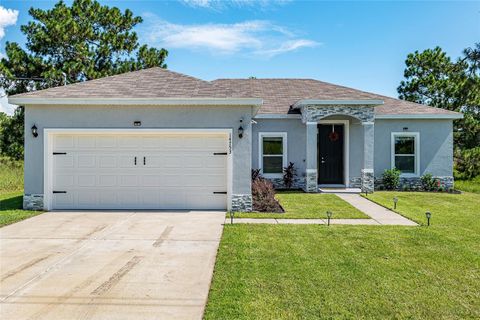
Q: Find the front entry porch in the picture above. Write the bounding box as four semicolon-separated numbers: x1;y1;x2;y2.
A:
298;102;380;193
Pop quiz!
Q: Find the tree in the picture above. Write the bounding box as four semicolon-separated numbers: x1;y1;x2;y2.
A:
0;107;25;160
0;0;168;159
398;44;480;150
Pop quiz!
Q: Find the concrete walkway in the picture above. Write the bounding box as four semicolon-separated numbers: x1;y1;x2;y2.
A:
229;194;417;226
336;194;418;226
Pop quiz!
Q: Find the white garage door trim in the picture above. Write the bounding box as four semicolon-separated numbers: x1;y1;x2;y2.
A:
43;128;233;211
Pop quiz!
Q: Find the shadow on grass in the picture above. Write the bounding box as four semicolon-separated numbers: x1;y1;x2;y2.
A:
0;195;23;211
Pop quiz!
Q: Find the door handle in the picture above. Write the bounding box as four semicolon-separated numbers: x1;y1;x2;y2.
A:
321;157;326;164
143;157;146;165
134;157;137;165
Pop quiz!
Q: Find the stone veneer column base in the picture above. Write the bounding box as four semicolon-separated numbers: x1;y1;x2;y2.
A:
305;169;318;193
231;194;252;212
361;169;374;193
23;194;44;210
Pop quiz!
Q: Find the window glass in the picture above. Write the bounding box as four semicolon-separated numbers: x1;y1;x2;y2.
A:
395;156;415;173
263;137;283;155
263;156;283;173
395;136;415;154
394;134;417;174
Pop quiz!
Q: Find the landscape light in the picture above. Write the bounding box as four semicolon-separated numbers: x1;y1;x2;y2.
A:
326;211;333;226
393;197;398;209
425;211;432;226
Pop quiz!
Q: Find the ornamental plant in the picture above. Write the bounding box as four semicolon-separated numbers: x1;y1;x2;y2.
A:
382;168;401;190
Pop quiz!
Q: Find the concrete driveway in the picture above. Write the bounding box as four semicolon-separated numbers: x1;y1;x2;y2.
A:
0;211;225;320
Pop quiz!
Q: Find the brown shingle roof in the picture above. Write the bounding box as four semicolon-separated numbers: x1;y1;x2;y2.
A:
12;67;245;99
211;78;461;116
12;67;461;117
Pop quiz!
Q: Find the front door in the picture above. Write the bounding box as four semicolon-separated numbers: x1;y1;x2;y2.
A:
318;124;344;184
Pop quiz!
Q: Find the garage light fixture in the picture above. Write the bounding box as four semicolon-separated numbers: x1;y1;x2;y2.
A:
31;124;38;138
238;119;244;138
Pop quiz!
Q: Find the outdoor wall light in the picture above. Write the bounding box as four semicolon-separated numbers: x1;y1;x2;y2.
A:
133;121;141;127
393;196;398;209
425;211;432;226
238;119;244;138
31;124;38;138
326;211;333;226
403;127;409;131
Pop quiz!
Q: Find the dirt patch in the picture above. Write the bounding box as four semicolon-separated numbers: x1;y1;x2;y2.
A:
91;256;143;296
1;254;52;281
152;226;174;247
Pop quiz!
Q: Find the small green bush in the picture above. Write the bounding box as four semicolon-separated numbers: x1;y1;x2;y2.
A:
421;173;440;191
382;168;401;190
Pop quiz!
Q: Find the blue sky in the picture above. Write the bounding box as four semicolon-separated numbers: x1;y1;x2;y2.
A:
1;0;479;114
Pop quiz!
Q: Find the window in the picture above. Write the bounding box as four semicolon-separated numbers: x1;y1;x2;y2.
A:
259;132;287;177
391;132;420;176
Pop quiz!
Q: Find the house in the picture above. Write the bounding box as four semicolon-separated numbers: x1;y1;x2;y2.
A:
9;68;462;212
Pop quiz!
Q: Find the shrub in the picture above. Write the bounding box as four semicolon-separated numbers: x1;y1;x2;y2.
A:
454;147;480;180
252;169;262;181
421;173;440;191
382;168;401;190
252;179;283;212
283;162;297;189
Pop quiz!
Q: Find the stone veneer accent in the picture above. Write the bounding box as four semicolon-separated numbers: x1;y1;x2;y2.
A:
264;177;306;190
349;177;362;188
361;169;375;193
305;169;318;192
375;176;454;190
231;194;252;212
301;105;375;123
23;194;44;210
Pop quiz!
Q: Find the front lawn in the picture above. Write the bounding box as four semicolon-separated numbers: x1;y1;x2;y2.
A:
205;192;480;319
0;191;42;227
0;159;43;227
232;191;368;219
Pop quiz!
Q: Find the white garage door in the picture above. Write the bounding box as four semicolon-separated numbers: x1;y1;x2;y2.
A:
51;133;228;210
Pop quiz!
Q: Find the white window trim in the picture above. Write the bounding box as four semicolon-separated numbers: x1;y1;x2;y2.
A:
258;132;287;178
391;132;420;177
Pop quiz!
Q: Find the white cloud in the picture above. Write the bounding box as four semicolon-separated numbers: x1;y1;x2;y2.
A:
141;15;319;57
180;0;291;9
0;89;17;116
0;6;19;39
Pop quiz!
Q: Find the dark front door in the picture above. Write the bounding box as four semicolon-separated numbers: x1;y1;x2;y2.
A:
318;124;344;184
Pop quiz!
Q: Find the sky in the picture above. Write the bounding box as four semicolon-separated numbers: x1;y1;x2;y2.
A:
0;0;479;115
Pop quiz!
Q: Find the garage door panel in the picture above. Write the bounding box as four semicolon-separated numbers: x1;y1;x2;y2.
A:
77;175;96;187
52;133;228;210
54;155;74;168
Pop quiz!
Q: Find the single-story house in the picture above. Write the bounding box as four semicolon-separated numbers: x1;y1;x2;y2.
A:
9;67;462;212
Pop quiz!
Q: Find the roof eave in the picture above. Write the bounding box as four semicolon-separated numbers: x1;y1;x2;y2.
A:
8;97;263;107
292;99;384;108
375;113;463;120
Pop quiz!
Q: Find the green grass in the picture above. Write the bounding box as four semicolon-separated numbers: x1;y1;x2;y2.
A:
455;176;480;194
205;192;480;319
0;159;43;227
232;191;368;219
0;157;23;193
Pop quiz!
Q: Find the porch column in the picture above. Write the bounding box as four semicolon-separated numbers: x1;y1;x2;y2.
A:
305;122;318;192
361;122;375;193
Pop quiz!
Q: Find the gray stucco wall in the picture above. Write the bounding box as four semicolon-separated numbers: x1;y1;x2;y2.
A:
252;119;307;177
252;116;366;186
252;117;454;188
24;105;254;197
374;119;453;177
